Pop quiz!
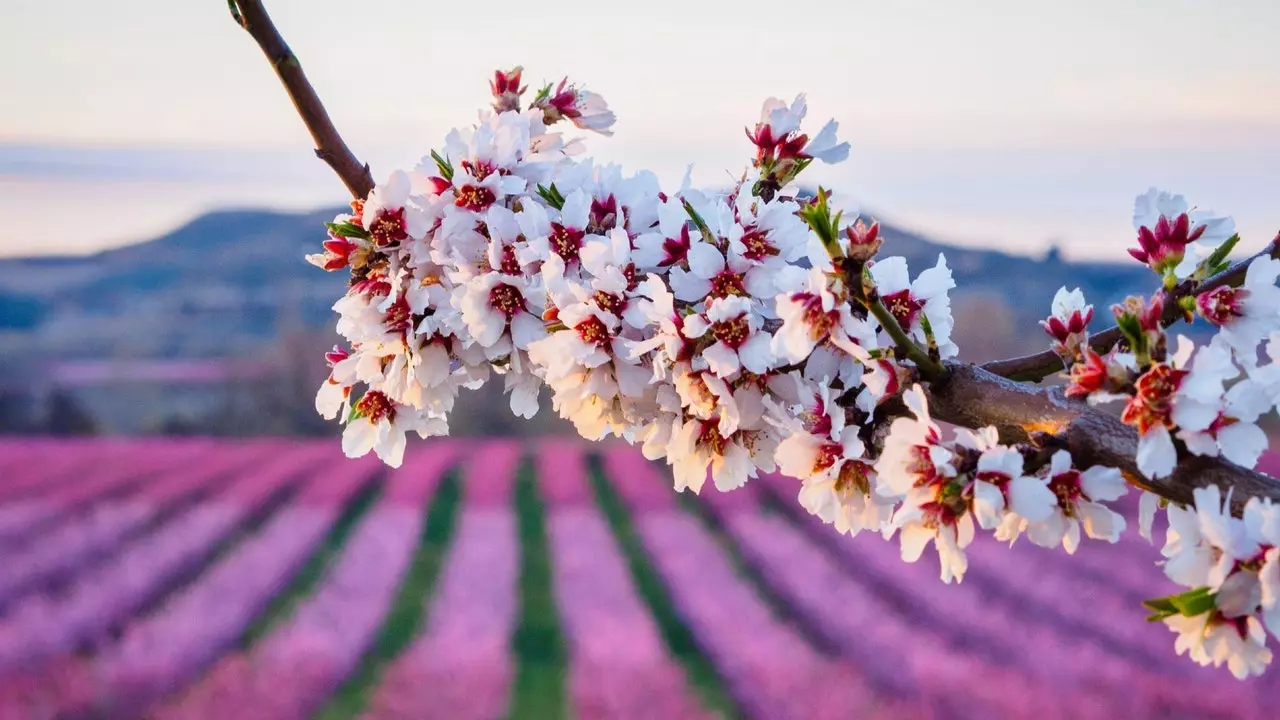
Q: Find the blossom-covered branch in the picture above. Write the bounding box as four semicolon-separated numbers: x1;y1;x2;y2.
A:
228;0;375;199
234;1;1280;680
926;361;1280;510
983;235;1280;382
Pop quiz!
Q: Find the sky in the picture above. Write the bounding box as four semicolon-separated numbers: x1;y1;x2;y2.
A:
2;0;1278;259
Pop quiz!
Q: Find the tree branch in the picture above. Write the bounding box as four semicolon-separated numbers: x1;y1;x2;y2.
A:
981;234;1280;382
927;361;1280;512
228;0;375;200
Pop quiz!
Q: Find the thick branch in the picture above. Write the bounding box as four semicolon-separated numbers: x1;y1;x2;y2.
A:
982;234;1280;382
927;361;1280;512
229;0;375;199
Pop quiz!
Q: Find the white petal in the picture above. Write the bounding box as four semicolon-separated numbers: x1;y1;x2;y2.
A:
1137;425;1178;479
971;480;1006;530
899;523;933;563
702;342;741;377
1219;422;1268;469
1008;475;1056;523
687;243;726;279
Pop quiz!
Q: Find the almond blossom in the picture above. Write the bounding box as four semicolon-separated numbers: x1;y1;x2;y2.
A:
682;296;775;377
1196;255;1280;364
771;383;893;536
340;391;445;468
997;450;1128;553
1173;338;1270;469
1151;486;1280;679
868;255;959;359
1129;187;1236;280
970;444;1055;531
1041;286;1093;364
666;386;778;494
1120;336;1196;479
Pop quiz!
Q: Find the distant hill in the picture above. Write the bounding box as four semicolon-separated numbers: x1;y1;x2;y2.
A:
0;206;1153;371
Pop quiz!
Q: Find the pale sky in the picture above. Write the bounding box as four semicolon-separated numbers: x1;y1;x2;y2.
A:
2;0;1278;258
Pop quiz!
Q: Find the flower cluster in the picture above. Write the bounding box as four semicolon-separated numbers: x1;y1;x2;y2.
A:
1146;486;1279;679
309;70;958;491
1058;244;1280;481
307;69;1280;680
871;386;1126;583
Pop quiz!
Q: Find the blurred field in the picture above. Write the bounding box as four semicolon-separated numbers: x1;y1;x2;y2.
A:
0;437;1276;719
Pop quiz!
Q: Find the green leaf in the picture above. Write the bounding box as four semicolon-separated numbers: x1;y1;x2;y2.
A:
430;150;454;182
681;198;718;246
1201;233;1241;277
1169;586;1216;617
1141;596;1179;614
1114;312;1144;353
1142;589;1215;622
325;221;370;240
536;184;565;210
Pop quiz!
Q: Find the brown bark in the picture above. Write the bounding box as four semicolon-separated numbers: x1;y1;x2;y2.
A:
228;0;375;199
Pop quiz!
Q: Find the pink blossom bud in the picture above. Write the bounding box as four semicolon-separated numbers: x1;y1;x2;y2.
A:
1195;286;1248;327
844;220;881;262
490;67;526;112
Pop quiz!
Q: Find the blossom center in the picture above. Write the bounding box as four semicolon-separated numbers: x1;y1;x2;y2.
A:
497;246;522;275
488;284;526;319
1196;286;1247;327
460;159;497;181
575;316;611;347
549;223;584;263
698;419;727;455
1048;470;1083;515
456;184;497;212
882;289;924;328
739;229;778;262
355;390;396;424
384;296;412;339
661;227;691;267
589;195;618;233
833;460;873;497
370;208;408;247
711;316;751;349
795;293;837;340
1121;363;1185;434
709;269;747;299
815;442;843;472
593;290;626;317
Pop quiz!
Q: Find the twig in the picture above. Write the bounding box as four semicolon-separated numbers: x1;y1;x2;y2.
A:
867;299;946;382
982;234;1280;382
228;0;375;199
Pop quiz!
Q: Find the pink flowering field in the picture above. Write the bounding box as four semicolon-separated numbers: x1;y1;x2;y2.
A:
0;437;1275;720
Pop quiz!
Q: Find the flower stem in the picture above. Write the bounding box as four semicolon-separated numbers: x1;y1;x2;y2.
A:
867;299;946;381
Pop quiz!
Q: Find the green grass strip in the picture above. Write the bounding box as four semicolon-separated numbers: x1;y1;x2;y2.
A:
677;486;843;657
507;458;570;720
314;469;462;720
240;475;382;646
586;455;742;720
